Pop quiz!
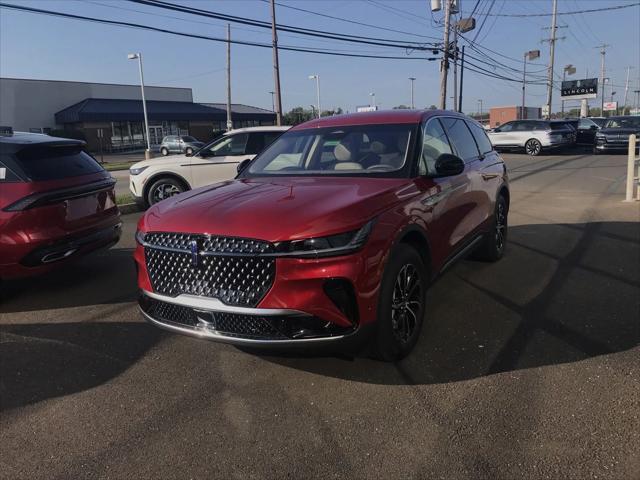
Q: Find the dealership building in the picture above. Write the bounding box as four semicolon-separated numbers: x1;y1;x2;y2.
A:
0;77;276;151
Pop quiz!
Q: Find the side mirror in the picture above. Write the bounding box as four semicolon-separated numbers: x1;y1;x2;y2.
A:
237;158;251;174
493;128;501;133
434;153;465;177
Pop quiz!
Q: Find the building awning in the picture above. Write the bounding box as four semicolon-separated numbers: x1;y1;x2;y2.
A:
55;98;275;124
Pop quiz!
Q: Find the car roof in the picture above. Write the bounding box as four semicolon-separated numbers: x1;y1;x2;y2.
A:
289;109;466;131
0;131;84;146
224;126;290;135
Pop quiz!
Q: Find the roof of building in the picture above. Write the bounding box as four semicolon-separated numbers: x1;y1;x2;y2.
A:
55;98;276;124
289;109;464;131
201;103;275;115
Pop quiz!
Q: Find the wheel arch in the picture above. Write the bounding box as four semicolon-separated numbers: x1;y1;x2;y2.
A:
498;184;510;211
391;224;433;278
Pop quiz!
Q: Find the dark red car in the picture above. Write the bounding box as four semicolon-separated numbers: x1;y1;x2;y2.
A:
0;132;121;279
135;110;509;360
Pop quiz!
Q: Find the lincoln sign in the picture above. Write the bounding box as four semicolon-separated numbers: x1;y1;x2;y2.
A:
561;78;598;100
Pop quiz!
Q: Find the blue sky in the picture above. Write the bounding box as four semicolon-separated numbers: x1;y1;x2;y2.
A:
1;0;639;113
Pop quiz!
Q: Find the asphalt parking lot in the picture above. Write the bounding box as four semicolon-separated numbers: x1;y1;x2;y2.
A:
1;152;639;479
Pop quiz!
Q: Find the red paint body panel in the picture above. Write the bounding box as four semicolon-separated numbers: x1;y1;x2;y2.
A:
0;171;121;278
135;112;509;333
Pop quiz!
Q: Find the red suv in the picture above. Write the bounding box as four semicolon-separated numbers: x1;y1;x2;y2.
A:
0;132;121;279
135;110;509;360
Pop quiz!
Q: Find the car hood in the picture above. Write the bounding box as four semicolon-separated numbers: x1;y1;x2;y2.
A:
130;155;190;170
141;176;413;241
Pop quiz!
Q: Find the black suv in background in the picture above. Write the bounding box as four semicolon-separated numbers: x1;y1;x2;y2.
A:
594;116;640;153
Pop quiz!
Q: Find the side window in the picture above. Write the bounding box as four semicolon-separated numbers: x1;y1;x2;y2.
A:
466;121;493;155
498;122;514;132
419;119;452;176
204;133;249;157
245;133;267;155
440;117;480;162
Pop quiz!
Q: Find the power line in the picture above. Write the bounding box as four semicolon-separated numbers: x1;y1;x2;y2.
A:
0;2;439;61
459;2;640;17
258;0;438;40
127;0;435;50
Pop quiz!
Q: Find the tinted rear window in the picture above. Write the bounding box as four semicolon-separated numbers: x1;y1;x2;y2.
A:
550;123;570;131
15;145;103;181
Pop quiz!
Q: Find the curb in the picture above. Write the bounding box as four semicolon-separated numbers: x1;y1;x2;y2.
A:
118;203;142;215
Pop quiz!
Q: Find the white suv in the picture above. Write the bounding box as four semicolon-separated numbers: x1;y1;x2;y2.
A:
487;120;574;156
129;126;289;207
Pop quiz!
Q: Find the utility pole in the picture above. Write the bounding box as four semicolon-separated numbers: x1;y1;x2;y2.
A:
478;99;483;120
270;0;283;125
595;44;610;115
623;66;634;114
226;24;232;131
457;46;465;113
452;26;458;112
439;0;452;110
544;0;559;120
408;77;416;109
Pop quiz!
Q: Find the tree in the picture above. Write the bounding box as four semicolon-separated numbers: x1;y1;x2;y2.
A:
283;107;314;126
392;105;410;110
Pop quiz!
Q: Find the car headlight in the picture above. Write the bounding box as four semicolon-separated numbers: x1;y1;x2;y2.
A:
274;220;375;258
135;230;146;245
130;166;148;176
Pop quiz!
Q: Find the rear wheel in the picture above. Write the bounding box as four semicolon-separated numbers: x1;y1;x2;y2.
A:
146;177;186;206
185;147;194;156
160;147;169;156
372;246;427;361
474;195;508;262
525;138;542;156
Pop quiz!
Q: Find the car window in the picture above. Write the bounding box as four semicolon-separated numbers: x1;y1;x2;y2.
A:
419;119;452;176
181;136;197;142
246;124;413;176
14;144;104;181
497;122;514;132
578;119;596;129
604;117;640;129
466;121;493;155
439;117;480;162
550;123;569;131
202;133;249;157
532;122;549;131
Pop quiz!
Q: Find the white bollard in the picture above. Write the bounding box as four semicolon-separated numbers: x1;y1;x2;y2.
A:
625;134;638;202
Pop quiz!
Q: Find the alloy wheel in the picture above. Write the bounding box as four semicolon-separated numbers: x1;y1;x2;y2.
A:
390;264;423;344
495;200;507;253
525;139;541;156
151;183;182;203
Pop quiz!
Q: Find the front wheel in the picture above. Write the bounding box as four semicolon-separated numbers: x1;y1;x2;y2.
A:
160;147;169;156
146;177;186;206
185;147;194;156
474;195;508;262
372;246;427;361
525;138;542;156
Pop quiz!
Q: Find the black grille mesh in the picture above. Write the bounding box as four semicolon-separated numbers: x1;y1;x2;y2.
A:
144;233;275;307
143;298;286;339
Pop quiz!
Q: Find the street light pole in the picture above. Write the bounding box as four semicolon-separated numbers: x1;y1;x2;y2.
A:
128;52;151;160
478;99;483;121
269;91;275;112
370;92;376;109
521;50;540;120
308;75;321;118
409;77;416;109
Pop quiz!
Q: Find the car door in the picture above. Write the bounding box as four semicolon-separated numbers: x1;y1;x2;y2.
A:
188;132;252;188
577;118;598;144
489;121;516;146
412;117;474;266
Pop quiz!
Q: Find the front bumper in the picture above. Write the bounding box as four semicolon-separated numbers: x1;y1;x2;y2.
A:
139;290;369;348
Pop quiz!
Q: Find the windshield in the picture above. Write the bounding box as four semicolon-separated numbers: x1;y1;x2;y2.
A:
589;117;607;127
245;124;413;176
604;117;640;129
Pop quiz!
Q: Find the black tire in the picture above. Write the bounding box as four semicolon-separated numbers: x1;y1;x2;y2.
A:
525;138;542;156
372;245;428;361
185;147;193;156
592;146;600;155
146;177;186;206
474;195;508;262
160;147;169;156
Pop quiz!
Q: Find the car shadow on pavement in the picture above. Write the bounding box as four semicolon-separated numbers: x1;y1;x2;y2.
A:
258;221;640;385
0;322;165;411
0;247;137;313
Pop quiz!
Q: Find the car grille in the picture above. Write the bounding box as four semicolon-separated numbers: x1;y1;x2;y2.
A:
144;232;275;307
141;297;287;339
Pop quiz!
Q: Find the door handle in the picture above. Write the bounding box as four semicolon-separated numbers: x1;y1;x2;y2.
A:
481;173;499;180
